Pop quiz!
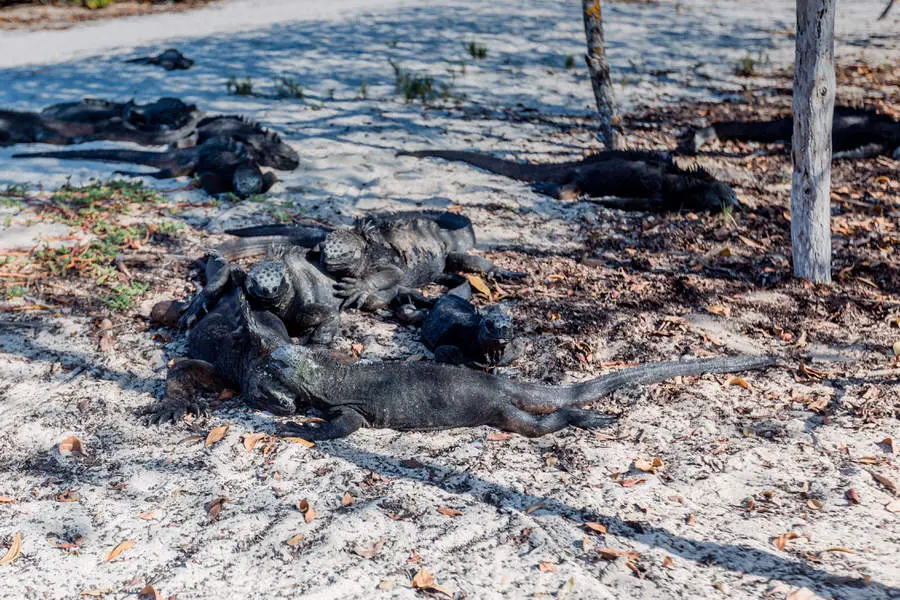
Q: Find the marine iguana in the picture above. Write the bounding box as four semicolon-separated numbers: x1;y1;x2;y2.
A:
125;48;194;71
399;149;739;212
146;288;779;438
0;110;92;146
679;107;900;159
196;116;300;171
40;97;203;146
395;282;524;367
13;137;276;198
226;211;525;310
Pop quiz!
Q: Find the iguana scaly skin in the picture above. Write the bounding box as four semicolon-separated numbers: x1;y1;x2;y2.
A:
400;149;739;212
146;289;778;438
13;137;276;198
679;107;900;159
0;110;92;146
196;116;299;170
125;48;194;71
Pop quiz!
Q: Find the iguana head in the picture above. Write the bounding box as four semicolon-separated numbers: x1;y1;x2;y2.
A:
231;162;277;198
320;230;367;277
245;344;321;415
246;260;290;307
477;307;513;354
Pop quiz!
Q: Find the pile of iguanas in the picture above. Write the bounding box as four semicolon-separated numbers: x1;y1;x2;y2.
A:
145;210;778;439
2;97;298;197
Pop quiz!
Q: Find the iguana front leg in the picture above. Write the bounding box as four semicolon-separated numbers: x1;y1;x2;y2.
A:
275;407;365;440
140;359;224;425
445;252;525;281
333;266;404;309
179;262;245;329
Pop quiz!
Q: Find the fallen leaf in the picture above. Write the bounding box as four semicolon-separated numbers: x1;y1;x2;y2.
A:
297;499;316;523
893;341;900;357
285;534;304;548
350;343;365;359
819;547;855;554
878;437;896;456
857;456;880;465
104;539;135;562
619;478;646;487
633;457;664;473
868;470;898;496
218;388;235;400
597;547;640;561
136;511;155;521
583;522;607;535
410;568;452;598
524;502;546;514
57;490;81;503
772;531;799;551
806;397;830;413
437;507;463;517
846;489;861;504
242;432;268;452
58;435;88;457
884;499;900;513
80;589;111;597
538;561;557;572
0;497;16;504
726;376;753;391
205;497;229;522
786;587;817;600
0;531;21;566
705;304;731;318
661;555;674;569
686;514;696;526
486;432;515;442
352;539;384;559
205;425;229;447
283;437;315;448
465;274;492;298
137;585;162;600
341;492;355;506
807;499;823;511
180;434;204;446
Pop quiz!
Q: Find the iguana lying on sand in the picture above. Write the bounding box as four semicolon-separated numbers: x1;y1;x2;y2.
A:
400;149;739;212
195;115;300;170
679;107;900;159
225;211;524;310
14;137;276;197
395;282;524;367
0;110;91;146
125;48;194;71
146;286;778;437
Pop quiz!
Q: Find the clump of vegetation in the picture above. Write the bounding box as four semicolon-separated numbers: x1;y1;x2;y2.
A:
274;76;303;99
358;81;369;100
105;281;149;311
82;0;113;8
226;76;254;96
734;52;769;77
389;60;450;104
564;54;576;69
465;40;487;60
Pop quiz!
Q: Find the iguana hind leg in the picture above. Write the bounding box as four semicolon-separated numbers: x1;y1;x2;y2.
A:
276;408;365;440
140;359;223;425
445;252;525;281
291;303;340;346
492;405;616;437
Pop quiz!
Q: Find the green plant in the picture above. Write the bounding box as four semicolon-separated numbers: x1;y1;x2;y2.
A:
465;40;487;60
83;0;113;8
274;77;303;99
6;285;26;298
390;60;448;104
226;76;254;96
358;81;369;99
734;56;756;77
105;281;149;311
564;54;576;69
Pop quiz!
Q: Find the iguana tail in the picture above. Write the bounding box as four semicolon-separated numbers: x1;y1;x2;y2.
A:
399;150;547;182
225;223;333;240
215;231;329;262
511;355;778;413
12;148;173;168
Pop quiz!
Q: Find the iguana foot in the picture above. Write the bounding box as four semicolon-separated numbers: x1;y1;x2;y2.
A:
333;278;376;309
276;408;365;440
489;268;526;282
139;397;208;425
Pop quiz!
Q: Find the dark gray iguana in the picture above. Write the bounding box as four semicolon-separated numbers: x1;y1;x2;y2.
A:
13;136;276;198
399;149;739;212
195;116;300;171
125;48;194;71
679;107;900;159
146;285;778;438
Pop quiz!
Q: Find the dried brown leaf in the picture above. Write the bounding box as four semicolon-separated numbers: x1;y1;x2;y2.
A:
868;470;899;496
57;490;81;503
58;435;87;457
486;432;515;442
410;568;452;598
0;531;21;566
136;511;156;521
884;499;900;513
283;437;315;448
705;304;730;318
524;502;546;514
819;547;855;554
465;274;493;299
437;507;464;517
218;388;235;400
286;534;304;548
619;478;646;487
352;539;384;559
878;437;896;456
104;539;135;562
772;531;799;551
597;547;640;561
583;522;607;535
807;499;823;511
137;585;163;600
661;555;674;569
297;499;316;523
205;425;228;447
786;587;817;600
846;489;861;504
726;376;753;391
686;514;696;526
0;497;16;504
538;561;557;572
341;492;355;506
242;432;268;452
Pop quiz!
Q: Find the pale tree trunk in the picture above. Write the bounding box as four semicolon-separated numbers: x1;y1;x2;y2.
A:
582;0;620;150
791;0;836;283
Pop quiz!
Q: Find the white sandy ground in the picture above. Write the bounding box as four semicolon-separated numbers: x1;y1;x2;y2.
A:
0;0;899;598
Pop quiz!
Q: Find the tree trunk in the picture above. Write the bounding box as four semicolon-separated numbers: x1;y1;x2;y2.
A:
582;0;620;150
790;0;836;283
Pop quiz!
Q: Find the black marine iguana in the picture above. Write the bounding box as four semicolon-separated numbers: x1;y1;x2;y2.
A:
146;287;778;438
0;110;91;146
225;211;525;310
13;137;276;198
395;282;524;367
679;107;900;159
195;116;300;171
399;149;739;212
125;48;194;71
